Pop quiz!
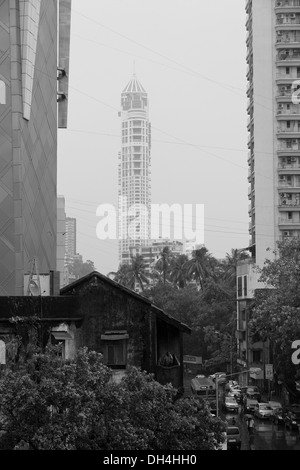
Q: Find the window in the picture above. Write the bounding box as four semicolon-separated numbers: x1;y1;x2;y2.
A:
252;350;261;362
50;331;72;360
243;275;248;297
237;276;243;297
286;67;290;75
0;80;5;104
101;331;128;369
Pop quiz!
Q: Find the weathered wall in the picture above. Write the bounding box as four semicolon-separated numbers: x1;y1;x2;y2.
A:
63;276;151;370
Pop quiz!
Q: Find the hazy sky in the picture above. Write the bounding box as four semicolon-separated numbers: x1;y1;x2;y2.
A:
57;0;249;275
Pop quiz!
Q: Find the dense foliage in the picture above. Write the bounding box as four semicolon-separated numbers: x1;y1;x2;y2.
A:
67;255;95;279
249;238;300;391
0;347;224;450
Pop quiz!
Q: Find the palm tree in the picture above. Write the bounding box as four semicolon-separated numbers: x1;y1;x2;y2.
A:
108;263;131;286
155;246;173;285
170;254;189;288
109;255;149;292
222;248;249;288
185;246;214;290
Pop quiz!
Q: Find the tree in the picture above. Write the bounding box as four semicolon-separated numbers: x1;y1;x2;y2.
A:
67;255;95;279
108;255;149;292
154;246;173;285
170;254;189;289
185;246;214;290
0;347;224;450
249;238;300;393
222;248;249;288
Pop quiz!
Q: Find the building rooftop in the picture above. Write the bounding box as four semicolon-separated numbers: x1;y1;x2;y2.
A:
122;74;146;94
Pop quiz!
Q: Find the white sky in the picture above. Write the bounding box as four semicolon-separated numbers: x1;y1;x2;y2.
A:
57;0;249;275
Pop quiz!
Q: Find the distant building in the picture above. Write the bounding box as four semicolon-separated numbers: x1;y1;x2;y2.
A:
57;196;66;288
0;1;72;295
129;238;184;277
65;217;77;261
118;74;152;265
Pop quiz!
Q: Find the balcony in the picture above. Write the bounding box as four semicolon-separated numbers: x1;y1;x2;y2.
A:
277;108;300;117
276;37;300;47
276;16;300;26
277;127;300;137
277;51;300;64
279;161;300;168
279;217;300;225
279;199;300;208
276;0;300;9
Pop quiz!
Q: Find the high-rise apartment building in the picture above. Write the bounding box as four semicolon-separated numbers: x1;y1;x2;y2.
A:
57;196;66;287
0;1;71;295
65;217;77;261
247;0;300;267
236;0;300;385
118;74;152;265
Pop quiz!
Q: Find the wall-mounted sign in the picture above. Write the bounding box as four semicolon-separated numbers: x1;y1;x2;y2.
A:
265;364;273;380
0;340;6;364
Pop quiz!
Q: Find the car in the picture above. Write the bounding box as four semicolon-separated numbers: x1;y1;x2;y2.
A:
284;404;300;431
223;396;239;413
246;398;259;413
226;426;241;450
268;401;282;413
209;372;227;384
270;407;285;426
245;386;261;401
227;390;242;404
254;403;273;419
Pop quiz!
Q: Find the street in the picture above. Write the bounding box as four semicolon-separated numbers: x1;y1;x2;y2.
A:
224;412;300;450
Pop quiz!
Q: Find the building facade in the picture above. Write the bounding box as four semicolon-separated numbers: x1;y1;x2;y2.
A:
129;239;184;277
236;0;300;386
247;0;300;265
0;0;71;295
118;74;152;265
65;217;76;260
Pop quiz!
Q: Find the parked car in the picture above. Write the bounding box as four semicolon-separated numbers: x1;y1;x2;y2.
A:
245;386;261;401
223;396;239;413
246;398;259;413
254;403;273;420
226;426;241;450
268;401;282;413
209;372;227;384
227;391;242;404
270;407;285;426
284;404;300;431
